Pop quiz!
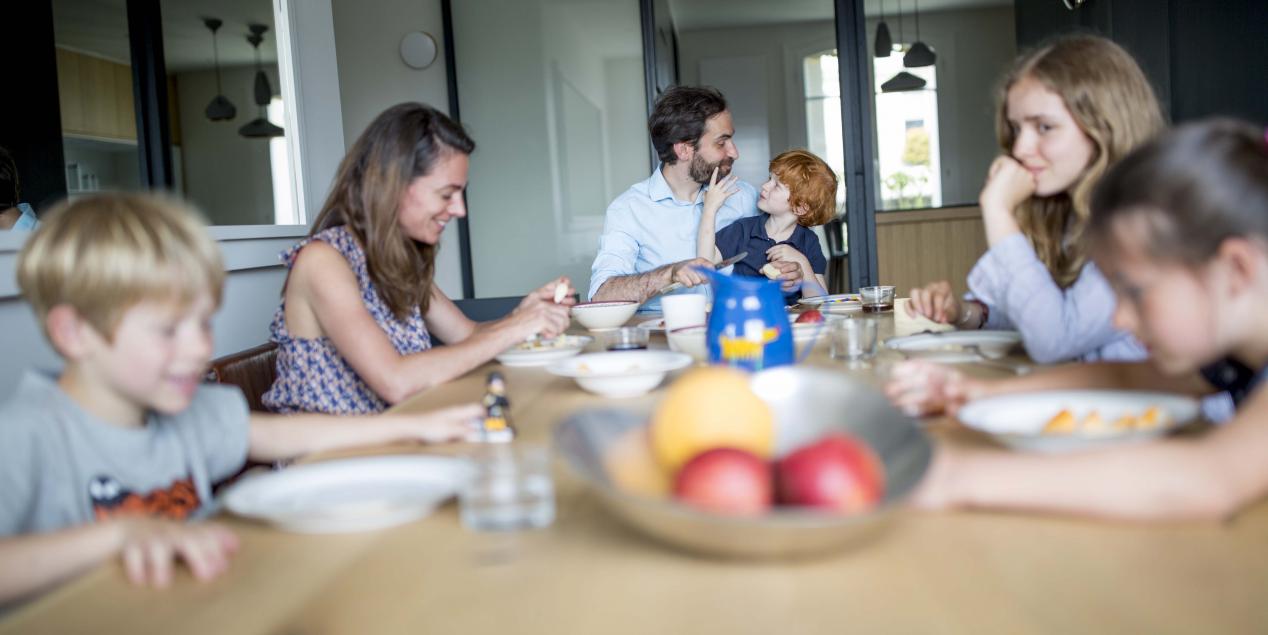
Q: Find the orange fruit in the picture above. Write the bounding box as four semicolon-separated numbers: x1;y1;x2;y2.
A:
604;426;670;498
649;367;774;473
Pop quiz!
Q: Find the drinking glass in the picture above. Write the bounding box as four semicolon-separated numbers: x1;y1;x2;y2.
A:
460;444;555;531
602;326;649;351
830;317;879;363
860;285;896;313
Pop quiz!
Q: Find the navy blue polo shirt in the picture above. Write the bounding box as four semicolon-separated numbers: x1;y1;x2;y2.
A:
1200;357;1268;408
715;215;827;304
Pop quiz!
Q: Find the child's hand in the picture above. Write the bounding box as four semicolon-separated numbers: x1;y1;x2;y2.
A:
117;518;239;587
702;168;739;216
884;360;980;417
408;403;486;443
906;280;963;325
979;156;1036;217
761;249;805;293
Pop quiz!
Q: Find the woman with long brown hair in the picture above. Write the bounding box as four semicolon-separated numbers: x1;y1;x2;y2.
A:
905;35;1164;363
262;103;573;414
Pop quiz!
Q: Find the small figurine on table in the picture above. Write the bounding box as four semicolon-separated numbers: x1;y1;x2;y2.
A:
476;371;515;443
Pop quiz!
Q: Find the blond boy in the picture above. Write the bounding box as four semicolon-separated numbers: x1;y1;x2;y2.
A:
0;194;480;604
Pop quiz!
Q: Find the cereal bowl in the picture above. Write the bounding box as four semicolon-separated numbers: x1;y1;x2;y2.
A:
570;301;640;331
547;350;693;398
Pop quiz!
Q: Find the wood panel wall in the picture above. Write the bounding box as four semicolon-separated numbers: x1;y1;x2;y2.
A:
875;206;987;298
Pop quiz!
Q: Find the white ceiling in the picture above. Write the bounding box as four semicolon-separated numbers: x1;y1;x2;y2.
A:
668;0;1012;31
52;0;278;72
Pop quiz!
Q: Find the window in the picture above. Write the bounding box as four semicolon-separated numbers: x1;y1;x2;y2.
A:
872;47;940;210
802;50;846;212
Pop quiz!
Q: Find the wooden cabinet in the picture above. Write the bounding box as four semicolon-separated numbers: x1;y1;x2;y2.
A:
56;47;137;141
876;206;987;297
54;47;182;145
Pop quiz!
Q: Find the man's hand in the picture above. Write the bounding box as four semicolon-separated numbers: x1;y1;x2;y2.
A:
671;257;714;288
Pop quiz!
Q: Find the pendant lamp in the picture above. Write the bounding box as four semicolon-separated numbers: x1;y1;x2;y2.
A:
203;18;237;121
881;0;926;92
239;24;284;138
903;0;936;68
873;0;893;58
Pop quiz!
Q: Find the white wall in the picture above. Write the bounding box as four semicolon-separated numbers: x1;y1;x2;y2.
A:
174;65;279;226
678;20;837;175
330;0;463;299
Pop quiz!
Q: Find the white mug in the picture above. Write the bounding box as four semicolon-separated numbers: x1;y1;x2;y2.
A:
661;293;708;333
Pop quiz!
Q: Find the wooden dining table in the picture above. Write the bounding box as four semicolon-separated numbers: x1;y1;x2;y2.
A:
4;310;1268;634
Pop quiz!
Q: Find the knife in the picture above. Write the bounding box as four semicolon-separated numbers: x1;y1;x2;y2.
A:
654;251;748;297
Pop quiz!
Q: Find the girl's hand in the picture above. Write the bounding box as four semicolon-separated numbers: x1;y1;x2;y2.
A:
117;518;239;587
906;280;963;324
884;360;981;417
702;168;739;216
979;156;1036;218
408;403;485;443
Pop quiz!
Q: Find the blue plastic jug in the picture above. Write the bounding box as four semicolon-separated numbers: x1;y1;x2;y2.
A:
703;268;794;371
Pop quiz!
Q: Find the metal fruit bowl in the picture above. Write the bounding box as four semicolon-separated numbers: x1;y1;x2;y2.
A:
553;366;933;559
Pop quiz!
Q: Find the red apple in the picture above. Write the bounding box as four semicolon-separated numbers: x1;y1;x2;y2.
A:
776;434;885;512
673;448;773;516
795;309;825;324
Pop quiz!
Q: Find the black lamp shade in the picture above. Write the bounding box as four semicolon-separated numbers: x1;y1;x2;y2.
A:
881;71;927;92
205;94;236;121
239;117;285;138
903;41;936;68
874;21;893;58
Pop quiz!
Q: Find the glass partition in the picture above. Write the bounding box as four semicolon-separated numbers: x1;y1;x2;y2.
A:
451;0;650;298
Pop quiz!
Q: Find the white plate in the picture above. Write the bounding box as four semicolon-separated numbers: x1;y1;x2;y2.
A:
800;294;862;313
495;335;592;367
957;390;1199;453
547;350;693;398
886;330;1022;359
223;456;473;533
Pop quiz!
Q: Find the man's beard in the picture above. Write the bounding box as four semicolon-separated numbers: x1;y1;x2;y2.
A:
689;154;734;184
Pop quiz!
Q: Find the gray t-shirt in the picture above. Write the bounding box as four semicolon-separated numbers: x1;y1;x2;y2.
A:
0;371;250;535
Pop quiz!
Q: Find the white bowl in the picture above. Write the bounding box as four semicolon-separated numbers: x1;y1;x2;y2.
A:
957;390;1199;453
666;325;708;362
547;350;692;398
571;301;640;330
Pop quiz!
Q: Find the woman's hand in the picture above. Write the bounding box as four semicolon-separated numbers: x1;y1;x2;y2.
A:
884;360;982;417
979;156;1037;215
906;280;964;324
511;278;573;338
526;276;576;307
117;518;239;587
702;168;739;216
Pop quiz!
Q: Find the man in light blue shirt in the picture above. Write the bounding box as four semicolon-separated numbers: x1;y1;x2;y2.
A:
589;86;802;311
